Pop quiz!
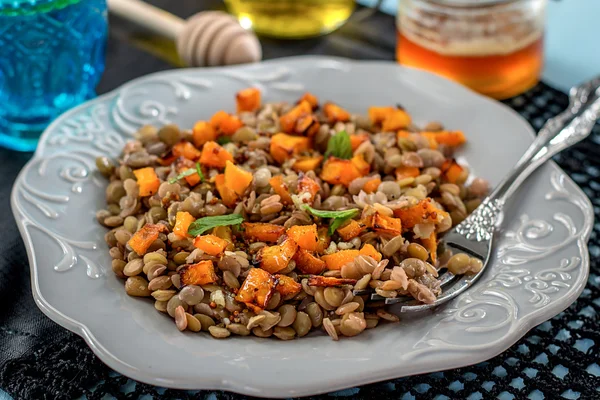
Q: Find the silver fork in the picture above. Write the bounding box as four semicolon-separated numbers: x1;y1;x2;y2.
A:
358;76;600;313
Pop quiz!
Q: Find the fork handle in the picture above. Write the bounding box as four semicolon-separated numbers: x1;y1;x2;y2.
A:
489;81;600;205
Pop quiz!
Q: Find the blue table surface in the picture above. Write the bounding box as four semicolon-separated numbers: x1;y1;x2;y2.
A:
360;0;600;92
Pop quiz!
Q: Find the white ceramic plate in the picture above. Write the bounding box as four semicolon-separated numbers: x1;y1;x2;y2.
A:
11;57;592;398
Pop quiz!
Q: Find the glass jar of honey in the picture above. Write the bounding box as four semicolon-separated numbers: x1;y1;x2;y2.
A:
396;0;546;99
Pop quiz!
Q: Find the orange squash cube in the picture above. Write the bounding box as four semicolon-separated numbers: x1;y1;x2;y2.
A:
193;234;229;256
279;101;312;133
179;260;218;286
269;175;293;205
224;160;253;196
336;219;365;241
192;121;218;147
172;141;202;161
236;87;261;113
214;173;238;207
209;110;243;135
173;211;195;238
199;141;233;169
287;224;318;251
307;275;357;287
274;274;302;297
323;102;350;123
292;156;323;173
321;249;360;270
359;243;382;262
128;223;167;255
269;133;310;164
242;222;286;243
257;238;298;274
133;167;160;197
235;268;277;312
294;249;327;275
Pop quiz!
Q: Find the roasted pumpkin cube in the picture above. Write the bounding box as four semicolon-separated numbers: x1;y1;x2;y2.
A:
172;141;202;161
393;198;448;229
199;141;234;169
422;130;466;147
128;223;167;255
269;133;310;164
292;156;323;173
396;166;420;181
307;275;357;287
421;231;438;264
441;159;465;184
173;211;195;238
279;100;312;133
295;114;320;136
179;260;218;286
323;102;350;123
214;173;238;207
359;243;382;262
321;249;359;270
224;160;253;196
351;154;370;176
287;224;318;251
368;106;395;125
193;234;228;256
269;175;293;204
176;158;201;186
336;219;365;241
192;121;218;147
257;238;298;274
299;92;319;110
293;249;327;275
321;157;363;186
381;109;411;131
297;174;320;203
350;133;369;151
236;87;261;113
235;268;276;312
274;274;302;297
364;212;402;236
209;110;243;135
133;167;160;197
362;177;381;194
242;222;286;243
315;227;331;254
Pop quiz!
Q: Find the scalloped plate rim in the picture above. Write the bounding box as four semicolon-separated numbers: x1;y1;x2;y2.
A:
11;56;593;397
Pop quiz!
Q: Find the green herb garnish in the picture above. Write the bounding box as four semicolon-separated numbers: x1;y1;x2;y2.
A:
324;130;352;160
195;162;204;182
217;136;232;145
302;205;360;235
168;162;204;184
328;215;356;236
187;214;244;237
168;168;196;184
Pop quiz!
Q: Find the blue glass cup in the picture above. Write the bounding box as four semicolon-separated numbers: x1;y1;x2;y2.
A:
0;0;107;151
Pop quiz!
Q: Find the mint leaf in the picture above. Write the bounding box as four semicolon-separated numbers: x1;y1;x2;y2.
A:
324;130;352;160
302;205;359;220
301;205;360;236
195;162;204;182
328;215;356;236
168;168;196;184
188;214;244;237
217;136;232;145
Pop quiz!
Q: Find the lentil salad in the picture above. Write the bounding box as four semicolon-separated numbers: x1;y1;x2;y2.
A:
96;88;488;340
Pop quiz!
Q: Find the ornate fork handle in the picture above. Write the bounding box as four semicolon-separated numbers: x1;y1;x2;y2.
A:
491;86;600;205
457;80;600;242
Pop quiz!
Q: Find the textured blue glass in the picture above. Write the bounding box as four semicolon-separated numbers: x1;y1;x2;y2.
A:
0;0;107;151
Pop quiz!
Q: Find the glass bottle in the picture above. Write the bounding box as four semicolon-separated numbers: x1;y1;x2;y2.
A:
0;0;108;151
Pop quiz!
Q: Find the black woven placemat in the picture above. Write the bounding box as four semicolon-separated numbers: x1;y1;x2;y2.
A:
0;81;598;400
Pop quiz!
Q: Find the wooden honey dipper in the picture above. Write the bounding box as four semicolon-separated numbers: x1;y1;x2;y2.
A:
107;0;262;67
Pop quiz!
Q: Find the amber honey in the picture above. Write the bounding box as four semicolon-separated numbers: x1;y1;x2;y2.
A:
396;0;547;99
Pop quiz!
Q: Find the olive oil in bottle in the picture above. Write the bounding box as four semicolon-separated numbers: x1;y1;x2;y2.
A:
224;0;355;39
